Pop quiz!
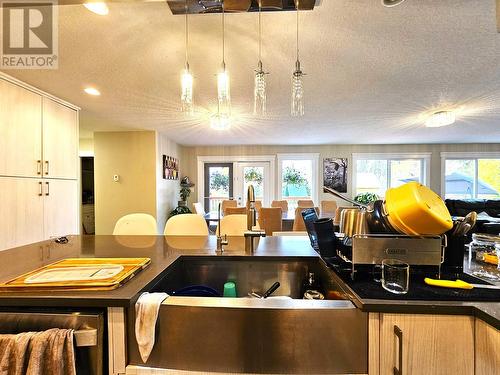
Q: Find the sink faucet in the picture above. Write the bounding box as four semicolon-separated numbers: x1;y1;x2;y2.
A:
216;202;227;254
244;185;266;254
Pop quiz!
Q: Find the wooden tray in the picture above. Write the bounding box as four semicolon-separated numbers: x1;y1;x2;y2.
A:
0;258;151;292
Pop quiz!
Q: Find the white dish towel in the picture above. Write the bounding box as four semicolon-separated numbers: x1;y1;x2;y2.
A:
135;292;169;363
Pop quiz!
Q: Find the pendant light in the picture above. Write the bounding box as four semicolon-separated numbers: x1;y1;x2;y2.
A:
180;0;193;114
254;1;267;116
212;1;231;130
291;0;305;117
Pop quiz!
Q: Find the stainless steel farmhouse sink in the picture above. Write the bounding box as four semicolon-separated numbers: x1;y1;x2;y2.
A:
128;256;368;374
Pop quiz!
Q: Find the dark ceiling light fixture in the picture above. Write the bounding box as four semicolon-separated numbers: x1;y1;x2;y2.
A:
167;0;316;15
382;0;406;7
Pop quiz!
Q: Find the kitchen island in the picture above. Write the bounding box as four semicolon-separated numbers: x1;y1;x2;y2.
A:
0;235;498;374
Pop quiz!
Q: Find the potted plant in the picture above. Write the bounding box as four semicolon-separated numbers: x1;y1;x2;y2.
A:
168;176;195;219
354;192;379;205
282;166;310;197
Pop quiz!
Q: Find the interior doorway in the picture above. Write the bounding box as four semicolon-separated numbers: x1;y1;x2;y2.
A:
81;157;95;234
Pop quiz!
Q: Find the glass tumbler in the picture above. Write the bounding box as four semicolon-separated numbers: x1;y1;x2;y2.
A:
382;259;409;294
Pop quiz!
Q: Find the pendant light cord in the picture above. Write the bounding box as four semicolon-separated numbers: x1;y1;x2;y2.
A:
258;1;262;64
222;1;225;69
185;0;189;69
296;0;299;63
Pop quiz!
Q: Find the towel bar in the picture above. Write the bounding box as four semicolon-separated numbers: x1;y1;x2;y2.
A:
74;328;97;347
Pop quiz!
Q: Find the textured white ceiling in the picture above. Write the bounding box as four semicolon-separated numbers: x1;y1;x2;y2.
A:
3;0;500;145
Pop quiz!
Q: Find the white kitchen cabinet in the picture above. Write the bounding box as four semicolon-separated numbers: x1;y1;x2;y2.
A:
43;179;78;239
0;177;78;250
378;313;474;375
0;79;42;178
0;74;80;251
0;177;44;249
42;97;78;179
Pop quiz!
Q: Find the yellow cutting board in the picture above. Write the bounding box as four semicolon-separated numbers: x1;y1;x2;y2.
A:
0;258;151;292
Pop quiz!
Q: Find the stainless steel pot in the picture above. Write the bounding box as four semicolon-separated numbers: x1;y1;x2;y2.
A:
340;208;360;237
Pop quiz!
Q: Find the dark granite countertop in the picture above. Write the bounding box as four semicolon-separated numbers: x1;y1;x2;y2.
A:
0;235;497;329
0;235;318;307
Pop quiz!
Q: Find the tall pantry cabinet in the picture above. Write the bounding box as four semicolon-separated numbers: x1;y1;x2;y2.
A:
0;74;79;251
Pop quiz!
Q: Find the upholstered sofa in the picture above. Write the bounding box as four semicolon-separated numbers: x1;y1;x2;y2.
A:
445;199;500;235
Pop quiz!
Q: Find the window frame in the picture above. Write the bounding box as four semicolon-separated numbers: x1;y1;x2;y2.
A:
352;152;431;197
277;153;320;205
440;152;500;199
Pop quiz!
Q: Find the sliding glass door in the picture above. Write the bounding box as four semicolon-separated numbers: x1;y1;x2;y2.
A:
204;163;233;212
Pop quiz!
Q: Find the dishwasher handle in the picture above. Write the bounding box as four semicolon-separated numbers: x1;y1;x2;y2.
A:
74;328;97;347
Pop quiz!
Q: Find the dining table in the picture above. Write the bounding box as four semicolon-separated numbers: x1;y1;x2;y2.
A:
204;210;330;231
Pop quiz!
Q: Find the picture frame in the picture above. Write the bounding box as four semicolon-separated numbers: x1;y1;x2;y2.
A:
163;155;179;180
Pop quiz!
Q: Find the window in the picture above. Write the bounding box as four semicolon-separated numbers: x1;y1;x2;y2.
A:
277;154;319;210
353;153;430;198
441;153;500;200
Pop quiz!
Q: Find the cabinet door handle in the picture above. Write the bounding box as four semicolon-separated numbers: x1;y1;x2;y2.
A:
45;181;50;196
38;182;43;196
393;325;403;375
44;160;49;175
36;160;42;175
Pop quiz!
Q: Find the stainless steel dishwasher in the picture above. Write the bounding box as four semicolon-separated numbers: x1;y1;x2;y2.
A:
0;309;105;375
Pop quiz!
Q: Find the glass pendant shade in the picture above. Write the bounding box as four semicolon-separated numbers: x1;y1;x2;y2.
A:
254;62;267;116
291;61;304;117
217;67;231;117
210;113;231;130
181;66;193;114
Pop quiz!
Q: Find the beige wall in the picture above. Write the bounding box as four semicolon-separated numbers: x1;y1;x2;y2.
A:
94;131;157;234
156;133;182;233
183;143;500;205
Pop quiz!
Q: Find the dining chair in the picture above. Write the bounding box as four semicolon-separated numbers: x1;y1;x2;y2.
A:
113;213;157;235
192;202;206;216
164;214;209;235
292;207;319;231
216;214;254;236
258;207;282;236
297;200;314;208
271;200;288;213
224;206;247;216
321;200;338;218
246;200;263;211
221;199;237;213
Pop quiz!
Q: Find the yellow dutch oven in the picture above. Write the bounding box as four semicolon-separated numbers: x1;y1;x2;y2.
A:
385;182;453;235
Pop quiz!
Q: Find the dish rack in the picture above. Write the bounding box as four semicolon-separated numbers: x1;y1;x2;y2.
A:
336;234;446;278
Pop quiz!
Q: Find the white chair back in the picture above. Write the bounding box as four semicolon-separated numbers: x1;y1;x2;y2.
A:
164;214;209;236
193;202;205;215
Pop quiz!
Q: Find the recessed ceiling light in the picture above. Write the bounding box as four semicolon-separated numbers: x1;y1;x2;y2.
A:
83;2;109;16
84;87;101;96
425;111;456;128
